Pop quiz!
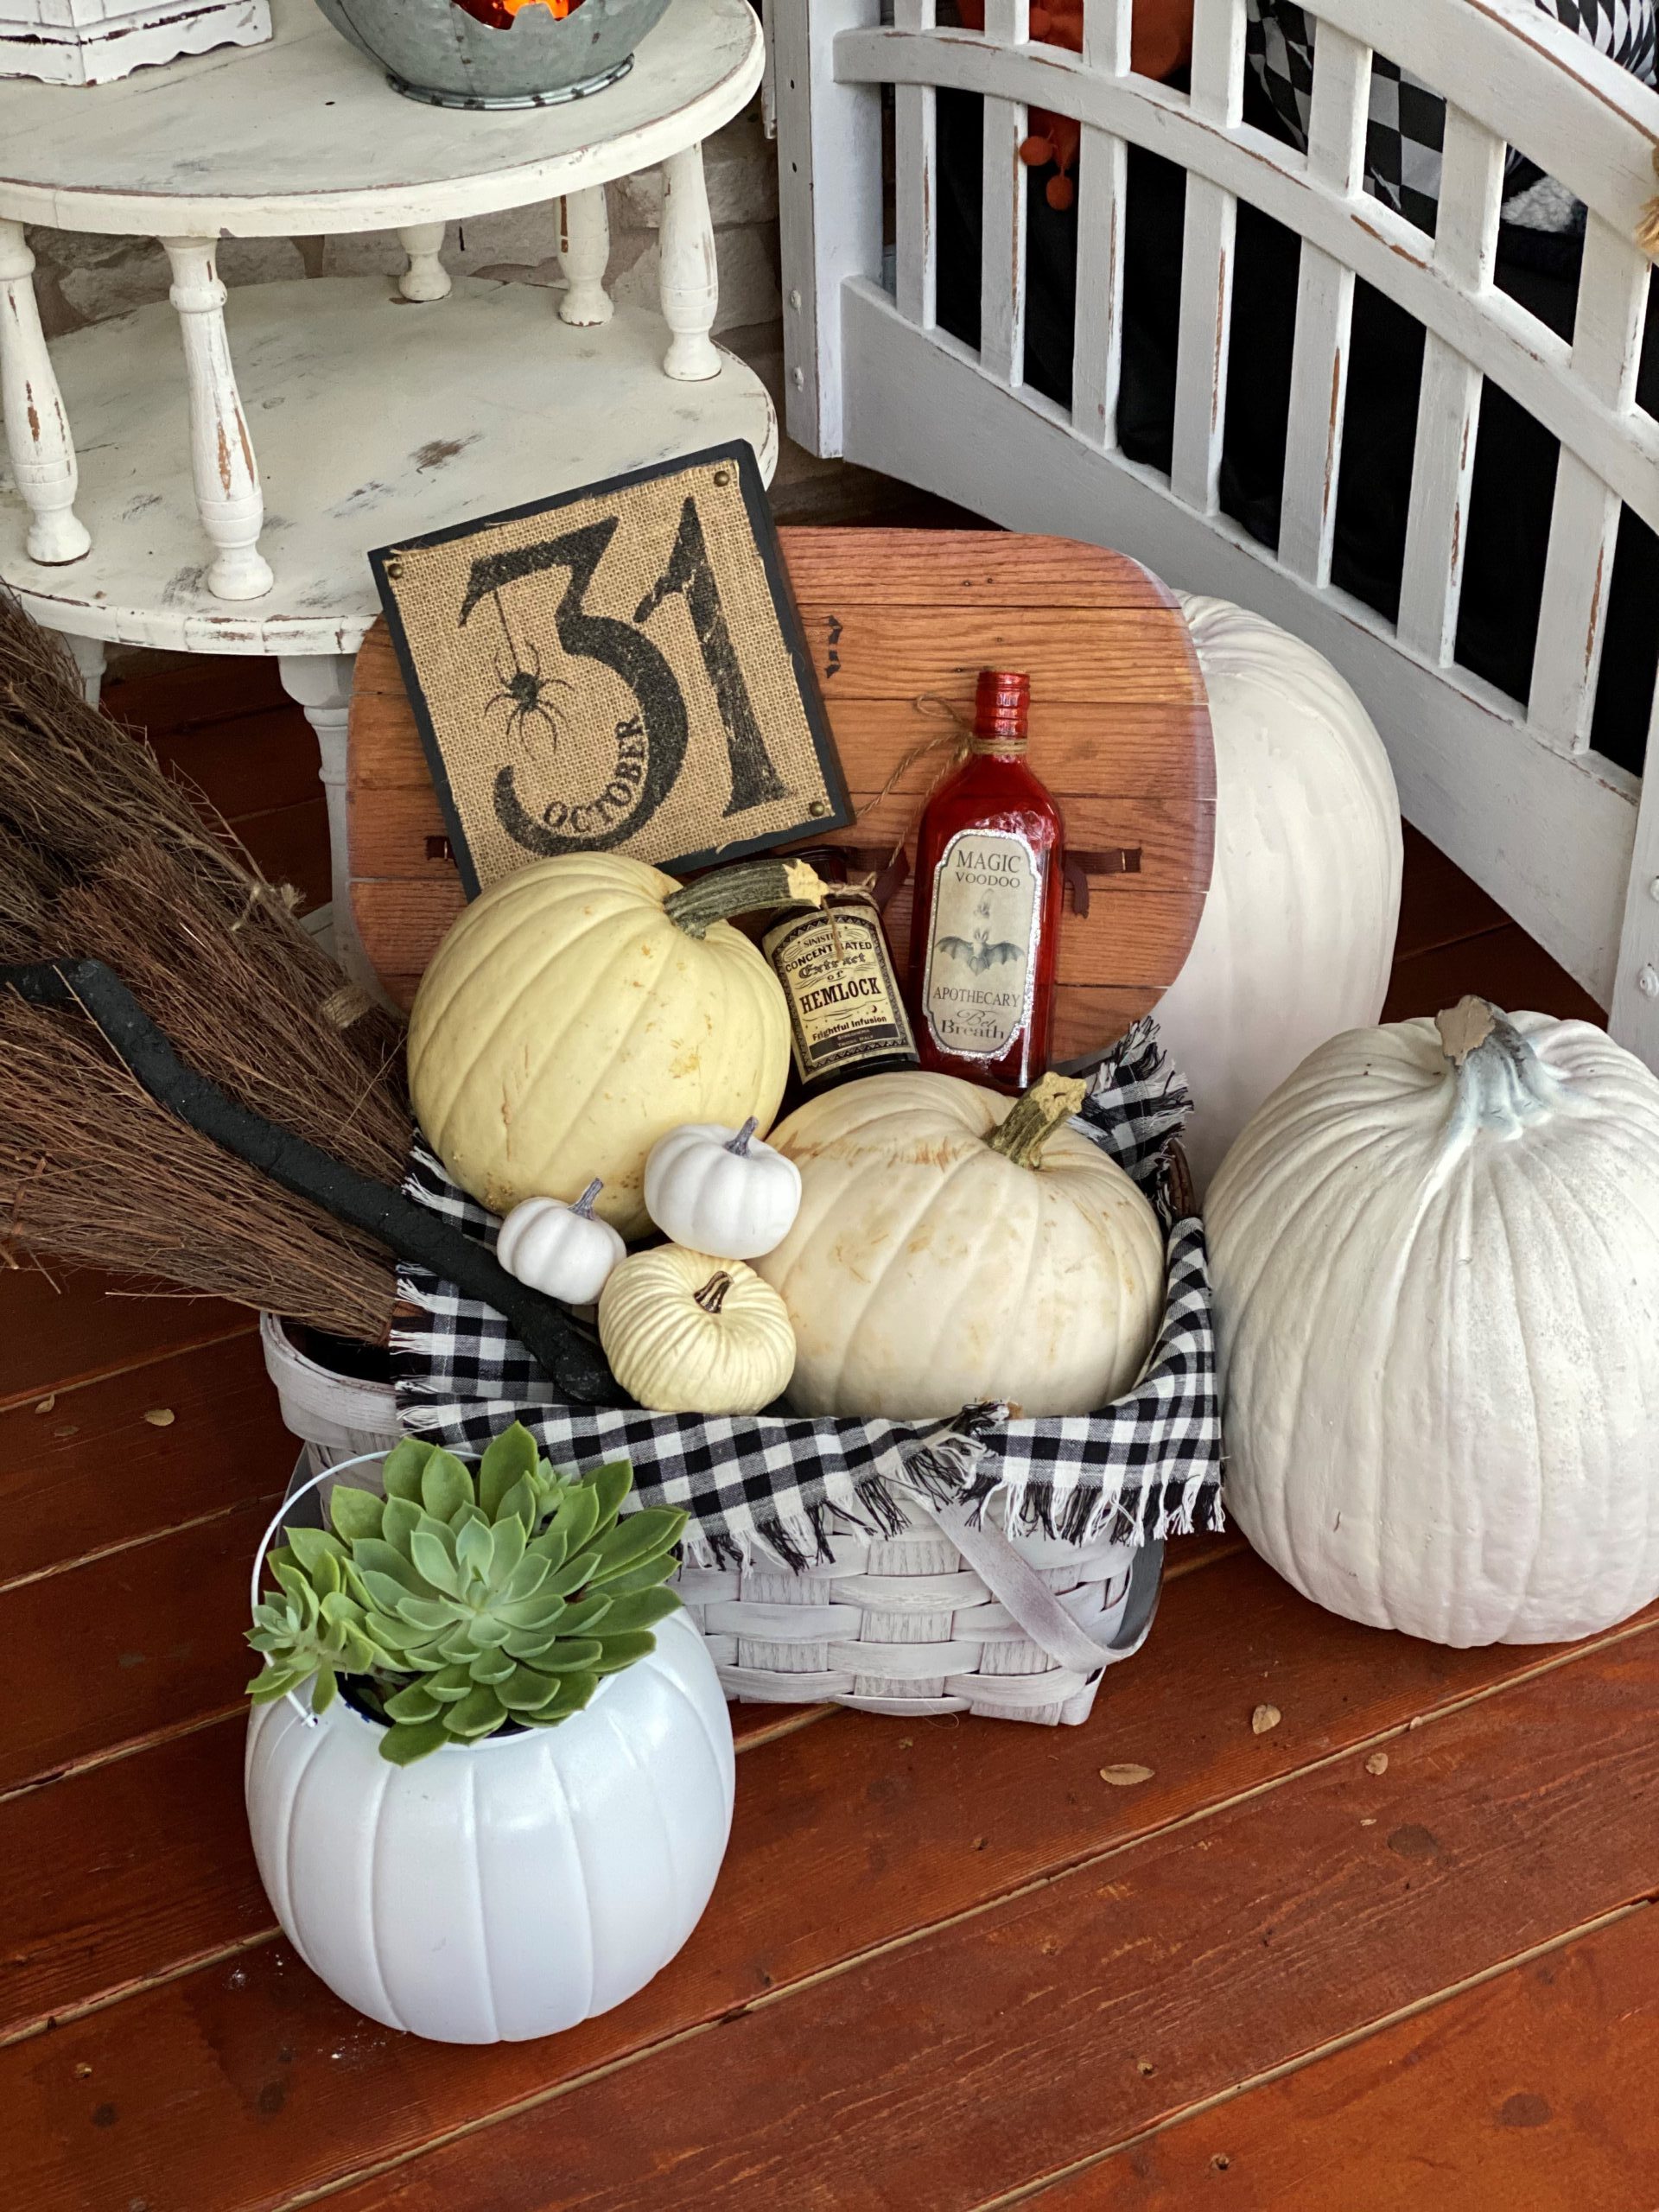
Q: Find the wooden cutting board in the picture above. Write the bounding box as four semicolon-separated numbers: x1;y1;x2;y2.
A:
347;529;1214;1063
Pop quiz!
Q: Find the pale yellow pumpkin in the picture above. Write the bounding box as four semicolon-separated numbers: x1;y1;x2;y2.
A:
756;1071;1166;1418
409;855;821;1238
599;1246;796;1414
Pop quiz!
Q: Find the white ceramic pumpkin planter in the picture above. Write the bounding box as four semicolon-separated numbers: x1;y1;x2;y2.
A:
244;1461;735;2044
1208;1001;1659;1647
1154;597;1402;1194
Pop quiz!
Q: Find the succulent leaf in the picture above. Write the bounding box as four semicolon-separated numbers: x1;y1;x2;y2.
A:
479;1421;539;1516
550;1484;601;1556
469;1649;518;1685
381;1437;435;1502
592;1630;659;1675
425;1663;474;1702
410;1529;463;1597
328;1485;385;1544
382;1719;450;1765
287;1525;347;1575
455;1516;494;1582
587;1509;689;1584
421;1452;474;1522
589;1585;680;1636
310;1666;340;1715
585;1460;632;1539
446;1686;508;1738
382;1495;421;1560
384;1681;442;1723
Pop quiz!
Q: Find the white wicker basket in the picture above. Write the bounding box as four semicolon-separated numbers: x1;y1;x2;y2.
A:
259;1316;1161;1726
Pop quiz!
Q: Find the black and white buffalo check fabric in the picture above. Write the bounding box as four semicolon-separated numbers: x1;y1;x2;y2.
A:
1248;1;1657;236
391;1020;1224;1568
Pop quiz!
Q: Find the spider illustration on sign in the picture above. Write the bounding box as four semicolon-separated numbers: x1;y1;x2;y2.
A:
483;591;574;752
936;926;1024;974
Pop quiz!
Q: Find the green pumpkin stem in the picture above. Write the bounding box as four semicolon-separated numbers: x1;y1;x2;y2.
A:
664;858;827;941
985;1071;1088;1169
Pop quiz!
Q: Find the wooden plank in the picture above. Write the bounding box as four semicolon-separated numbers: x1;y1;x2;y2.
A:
0;1495;282;1799
0;1334;295;1590
1027;1909;1659;2208
114;702;322;829
100;654;289;739
0;1262;254;1414
294;1624;1659;2212
1384;923;1605;1027
979;0;1029;386
1395;823;1507;959
8;1554;1650;2212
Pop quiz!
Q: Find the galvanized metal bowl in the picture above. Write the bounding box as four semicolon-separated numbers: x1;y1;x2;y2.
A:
311;0;673;110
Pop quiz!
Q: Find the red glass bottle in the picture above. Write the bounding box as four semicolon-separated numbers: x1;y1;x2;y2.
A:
908;670;1065;1092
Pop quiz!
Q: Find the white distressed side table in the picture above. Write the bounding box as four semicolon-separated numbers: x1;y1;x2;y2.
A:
0;0;772;980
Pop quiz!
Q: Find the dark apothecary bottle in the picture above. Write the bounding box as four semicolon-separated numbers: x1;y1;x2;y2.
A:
908;670;1065;1093
762;850;918;1096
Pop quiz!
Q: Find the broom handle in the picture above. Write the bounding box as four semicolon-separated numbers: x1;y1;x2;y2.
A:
2;958;628;1408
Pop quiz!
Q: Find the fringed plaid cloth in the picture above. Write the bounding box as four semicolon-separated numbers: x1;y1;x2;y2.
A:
391;1020;1224;1569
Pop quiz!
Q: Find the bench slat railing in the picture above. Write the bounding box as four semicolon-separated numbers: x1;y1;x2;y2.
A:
1070;0;1132;449
1528;214;1651;750
1171;0;1247;512
981;0;1031;385
1278;26;1370;583
1395;105;1506;664
893;0;938;328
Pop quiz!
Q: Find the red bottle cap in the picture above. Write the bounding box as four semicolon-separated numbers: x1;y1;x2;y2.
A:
973;669;1030;748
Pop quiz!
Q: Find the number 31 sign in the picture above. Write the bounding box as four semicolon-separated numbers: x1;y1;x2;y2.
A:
371;442;852;899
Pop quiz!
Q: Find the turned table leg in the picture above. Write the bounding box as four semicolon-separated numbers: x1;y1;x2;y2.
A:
659;145;721;381
65;632;105;708
278;652;375;992
558;188;613;327
162;237;273;603
397;224;451;304
0;219;91;565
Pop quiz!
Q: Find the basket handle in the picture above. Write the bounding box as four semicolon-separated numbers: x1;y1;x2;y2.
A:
905;1490;1152;1677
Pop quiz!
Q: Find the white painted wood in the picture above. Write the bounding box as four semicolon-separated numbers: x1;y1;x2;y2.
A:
774;0;884;454
1393;109;1505;664
556;189;612;327
0;217;89;565
0;0;763;236
1069;0;1130;448
1611;688;1659;1062
276;652;373;991
1529;215;1651;750
893;0;937;331
1278;27;1369;584
1;282;778;655
1168;0;1244;512
979;0;1029;387
839;281;1636;1007
397;224;450;306
0;0;267;87
65;627;103;706
162;235;273;603
659;144;721;379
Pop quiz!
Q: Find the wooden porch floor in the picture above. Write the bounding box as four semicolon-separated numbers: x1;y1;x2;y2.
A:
0;658;1648;2212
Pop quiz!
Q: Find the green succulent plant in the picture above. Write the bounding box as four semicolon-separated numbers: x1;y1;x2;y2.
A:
246;1422;686;1764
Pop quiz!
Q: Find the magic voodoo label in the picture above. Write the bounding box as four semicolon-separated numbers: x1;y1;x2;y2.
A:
920;830;1043;1060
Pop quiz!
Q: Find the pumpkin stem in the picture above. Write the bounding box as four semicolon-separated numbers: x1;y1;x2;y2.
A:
1434;998;1565;1142
725;1116;760;1157
692;1269;734;1315
570;1178;604;1220
663;858;827;941
984;1071;1088;1169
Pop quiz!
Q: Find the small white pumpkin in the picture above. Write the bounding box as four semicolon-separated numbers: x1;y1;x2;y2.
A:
1208;999;1659;1647
1154;596;1402;1194
757;1070;1166;1419
644;1117;803;1260
600;1245;796;1414
496;1179;626;1306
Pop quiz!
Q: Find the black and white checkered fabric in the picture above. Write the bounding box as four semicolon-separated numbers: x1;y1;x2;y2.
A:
1248;1;1656;235
391;1020;1224;1568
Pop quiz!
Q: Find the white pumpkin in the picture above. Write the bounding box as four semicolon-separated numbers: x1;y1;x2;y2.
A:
600;1244;796;1414
1208;999;1659;1647
1154;596;1402;1194
245;1611;734;2043
496;1179;626;1305
409;855;822;1238
644;1117;802;1260
757;1071;1165;1419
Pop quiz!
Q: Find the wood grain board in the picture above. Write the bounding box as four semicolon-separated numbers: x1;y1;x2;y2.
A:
346;531;1216;1065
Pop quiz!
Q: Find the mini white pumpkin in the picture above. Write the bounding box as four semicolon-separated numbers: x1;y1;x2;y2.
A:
496;1179;626;1306
644;1117;803;1260
1208;999;1659;1647
1154;596;1402;1194
600;1245;796;1414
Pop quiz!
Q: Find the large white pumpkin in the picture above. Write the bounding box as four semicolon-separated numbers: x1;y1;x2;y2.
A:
756;1070;1165;1418
1208;1001;1659;1646
1154;596;1402;1193
245;1611;734;2042
409;855;810;1238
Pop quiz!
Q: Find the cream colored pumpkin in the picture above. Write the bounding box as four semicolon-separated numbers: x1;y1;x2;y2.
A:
409;856;818;1238
756;1071;1165;1419
1208;1001;1659;1647
1154;596;1402;1195
600;1246;796;1415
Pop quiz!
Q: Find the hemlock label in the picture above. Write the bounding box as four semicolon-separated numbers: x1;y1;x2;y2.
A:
921;830;1040;1059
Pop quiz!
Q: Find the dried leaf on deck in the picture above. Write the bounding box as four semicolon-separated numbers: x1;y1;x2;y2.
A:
1099;1763;1154;1787
1251;1703;1282;1735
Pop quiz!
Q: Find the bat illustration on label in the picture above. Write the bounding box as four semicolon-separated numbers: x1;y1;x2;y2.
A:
935;927;1024;974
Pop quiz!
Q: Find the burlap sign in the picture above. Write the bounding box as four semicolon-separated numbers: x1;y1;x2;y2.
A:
370;443;851;896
